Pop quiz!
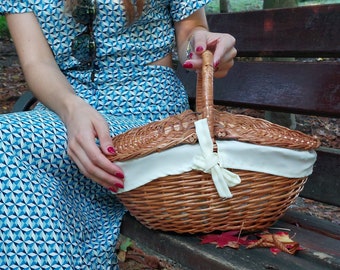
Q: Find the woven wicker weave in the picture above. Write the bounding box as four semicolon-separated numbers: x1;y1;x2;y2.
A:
108;51;320;234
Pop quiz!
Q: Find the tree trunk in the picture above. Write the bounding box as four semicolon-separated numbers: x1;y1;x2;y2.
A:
263;0;298;9
220;0;229;13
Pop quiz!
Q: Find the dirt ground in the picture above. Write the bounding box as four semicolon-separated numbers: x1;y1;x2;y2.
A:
1;37;339;269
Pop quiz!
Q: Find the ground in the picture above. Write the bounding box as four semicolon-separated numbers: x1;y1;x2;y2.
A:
1;37;339;269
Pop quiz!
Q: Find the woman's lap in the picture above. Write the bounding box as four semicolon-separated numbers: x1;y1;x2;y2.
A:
0;110;134;269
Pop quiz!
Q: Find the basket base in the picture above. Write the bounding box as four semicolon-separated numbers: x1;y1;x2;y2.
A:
118;170;307;234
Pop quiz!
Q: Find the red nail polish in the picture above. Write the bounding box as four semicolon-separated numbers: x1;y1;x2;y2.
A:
107;146;116;154
214;61;220;68
115;172;125;179
108;186;118;193
196;46;204;53
115;182;124;189
188;52;193;59
183;62;193;69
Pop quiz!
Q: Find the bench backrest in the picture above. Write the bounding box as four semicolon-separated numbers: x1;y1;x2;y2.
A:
177;4;340;117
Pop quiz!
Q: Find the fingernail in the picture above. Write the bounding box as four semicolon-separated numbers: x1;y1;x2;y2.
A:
188;52;193;59
183;62;193;69
196;46;204;53
214;61;220;68
115;182;124;189
115;172;125;179
108;186;118;193
107;146;116;154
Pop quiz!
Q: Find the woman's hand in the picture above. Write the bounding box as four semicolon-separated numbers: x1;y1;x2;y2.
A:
175;8;237;78
183;29;237;78
63;97;124;192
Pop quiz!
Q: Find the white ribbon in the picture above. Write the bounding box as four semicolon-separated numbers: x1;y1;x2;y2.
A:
192;119;241;198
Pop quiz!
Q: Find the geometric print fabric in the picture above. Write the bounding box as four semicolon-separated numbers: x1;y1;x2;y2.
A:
0;0;210;268
0;110;124;269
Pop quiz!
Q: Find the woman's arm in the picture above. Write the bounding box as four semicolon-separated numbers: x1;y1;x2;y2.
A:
6;13;78;119
174;8;237;78
6;13;125;191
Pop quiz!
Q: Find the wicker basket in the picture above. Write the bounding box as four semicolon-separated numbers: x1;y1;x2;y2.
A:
108;51;320;234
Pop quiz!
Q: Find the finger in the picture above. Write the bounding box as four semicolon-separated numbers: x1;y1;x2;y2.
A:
93;117;117;156
69;136;125;188
80;139;125;182
72;147;125;190
182;58;203;71
190;30;207;55
183;48;202;69
208;34;236;67
183;51;235;76
214;59;234;78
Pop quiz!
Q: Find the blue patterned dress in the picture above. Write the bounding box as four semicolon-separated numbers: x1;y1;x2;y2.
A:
0;0;209;269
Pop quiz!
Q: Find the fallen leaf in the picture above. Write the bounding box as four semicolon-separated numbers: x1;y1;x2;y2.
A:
116;235;164;269
247;231;301;255
201;230;301;255
119;237;133;252
270;247;281;255
117;236;133;262
200;231;250;249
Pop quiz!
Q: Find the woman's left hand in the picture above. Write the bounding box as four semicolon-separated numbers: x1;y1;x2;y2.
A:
183;28;237;78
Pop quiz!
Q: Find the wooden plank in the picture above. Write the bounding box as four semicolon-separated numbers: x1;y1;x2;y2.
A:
282;209;340;240
177;61;340;117
301;149;340;206
121;213;340;270
207;4;340;57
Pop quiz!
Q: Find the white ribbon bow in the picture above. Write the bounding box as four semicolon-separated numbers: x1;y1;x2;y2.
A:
192;119;241;198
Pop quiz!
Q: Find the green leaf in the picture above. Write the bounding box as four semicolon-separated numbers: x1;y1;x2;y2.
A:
119;237;133;252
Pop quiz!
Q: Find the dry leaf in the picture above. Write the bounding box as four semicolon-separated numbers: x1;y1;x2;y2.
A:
201;230;301;255
247;231;301;255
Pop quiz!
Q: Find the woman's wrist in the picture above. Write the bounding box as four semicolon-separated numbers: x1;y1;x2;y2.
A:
56;94;85;124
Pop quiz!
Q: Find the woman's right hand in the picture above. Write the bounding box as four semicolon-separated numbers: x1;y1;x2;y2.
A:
62;96;125;192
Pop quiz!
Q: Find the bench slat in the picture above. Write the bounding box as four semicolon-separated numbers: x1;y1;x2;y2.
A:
301;149;340;206
178;62;340;117
121;213;340;270
207;4;340;57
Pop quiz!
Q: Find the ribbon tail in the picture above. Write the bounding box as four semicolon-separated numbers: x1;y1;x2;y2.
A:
211;166;241;198
194;118;242;198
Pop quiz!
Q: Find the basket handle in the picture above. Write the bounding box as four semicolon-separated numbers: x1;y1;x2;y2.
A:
195;50;215;138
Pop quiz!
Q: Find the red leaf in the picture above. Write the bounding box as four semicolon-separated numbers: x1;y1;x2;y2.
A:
270;247;281;255
200;234;220;245
201;230;301;255
200;231;250;249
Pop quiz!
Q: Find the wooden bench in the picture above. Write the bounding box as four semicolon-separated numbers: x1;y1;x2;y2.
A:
12;4;340;269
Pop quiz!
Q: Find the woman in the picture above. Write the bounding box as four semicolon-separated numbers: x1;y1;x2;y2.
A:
0;0;236;268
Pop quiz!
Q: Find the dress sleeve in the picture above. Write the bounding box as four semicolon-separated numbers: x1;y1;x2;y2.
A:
0;1;32;14
169;0;211;22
